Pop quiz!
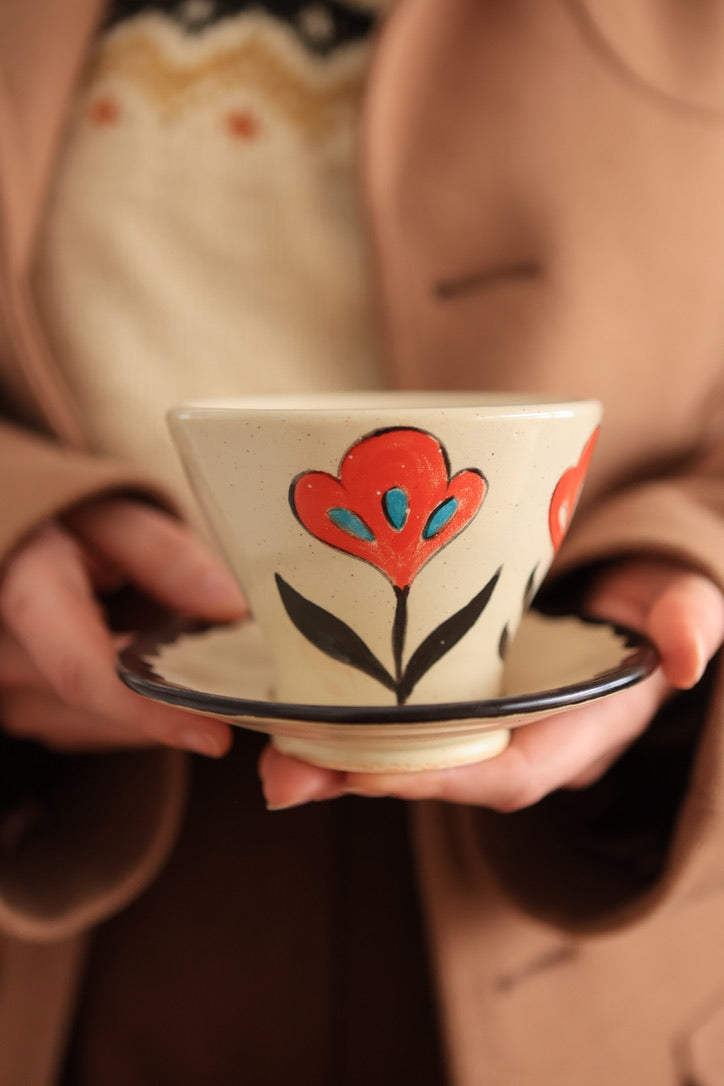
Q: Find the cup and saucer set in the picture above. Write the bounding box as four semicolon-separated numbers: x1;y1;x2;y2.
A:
118;393;659;773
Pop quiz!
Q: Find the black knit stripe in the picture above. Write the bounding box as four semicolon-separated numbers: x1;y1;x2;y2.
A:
104;0;377;55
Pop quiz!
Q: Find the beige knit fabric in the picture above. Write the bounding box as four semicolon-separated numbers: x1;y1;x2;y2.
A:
33;3;386;520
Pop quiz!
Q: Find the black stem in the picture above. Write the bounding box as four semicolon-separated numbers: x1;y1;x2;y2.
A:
392;584;409;703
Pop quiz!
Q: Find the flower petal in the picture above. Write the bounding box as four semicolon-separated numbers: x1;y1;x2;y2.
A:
291;428;487;587
549;428;599;551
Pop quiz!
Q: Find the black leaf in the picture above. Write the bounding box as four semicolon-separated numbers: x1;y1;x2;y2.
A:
498;622;510;661
523;563;539;608
275;574;396;693
398;567;502;703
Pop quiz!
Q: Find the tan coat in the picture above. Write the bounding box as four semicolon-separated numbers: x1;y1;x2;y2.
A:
2;1;724;1083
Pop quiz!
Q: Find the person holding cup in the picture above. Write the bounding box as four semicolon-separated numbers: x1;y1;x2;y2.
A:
0;2;724;1084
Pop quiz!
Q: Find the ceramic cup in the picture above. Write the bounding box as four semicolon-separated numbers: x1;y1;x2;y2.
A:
168;392;601;765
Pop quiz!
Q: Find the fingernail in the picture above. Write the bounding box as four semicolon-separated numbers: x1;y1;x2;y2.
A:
266;794;342;811
197;567;246;612
264;779;338;811
180;729;224;757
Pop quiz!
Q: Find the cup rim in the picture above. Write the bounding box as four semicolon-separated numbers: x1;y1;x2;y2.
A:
168;391;602;421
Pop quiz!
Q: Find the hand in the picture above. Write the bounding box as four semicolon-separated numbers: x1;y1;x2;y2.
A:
258;558;724;810
0;497;247;755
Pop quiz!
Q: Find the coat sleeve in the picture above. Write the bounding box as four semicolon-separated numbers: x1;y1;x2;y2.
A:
0;417;177;561
0;418;189;942
552;430;724;595
452;431;724;935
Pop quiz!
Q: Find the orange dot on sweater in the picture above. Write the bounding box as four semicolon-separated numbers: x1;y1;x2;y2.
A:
88;97;120;125
225;110;259;140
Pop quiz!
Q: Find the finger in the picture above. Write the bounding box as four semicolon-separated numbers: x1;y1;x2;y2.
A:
65;498;247;622
562;739;632;790
0;629;49;687
0;626;135;688
647;574;724;688
585;560;724;689
258;742;347;810
0;525;233;756
342;669;670;810
0;687;151;751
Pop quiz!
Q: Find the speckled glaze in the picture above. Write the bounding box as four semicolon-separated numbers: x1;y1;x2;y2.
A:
168;392;601;762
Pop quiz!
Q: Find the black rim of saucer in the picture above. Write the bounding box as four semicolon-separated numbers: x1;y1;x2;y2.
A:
117;613;659;726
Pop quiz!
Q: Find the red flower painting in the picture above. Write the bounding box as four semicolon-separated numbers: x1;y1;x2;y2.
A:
276;427;499;704
549;428;599;552
290;427;486;588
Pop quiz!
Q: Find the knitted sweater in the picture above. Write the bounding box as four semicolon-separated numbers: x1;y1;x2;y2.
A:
34;0;386;517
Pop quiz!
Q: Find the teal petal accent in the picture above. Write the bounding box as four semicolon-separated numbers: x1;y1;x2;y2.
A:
382;487;408;531
423;496;458;539
328;507;375;542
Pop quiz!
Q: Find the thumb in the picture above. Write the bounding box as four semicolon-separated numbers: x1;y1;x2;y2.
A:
586;559;724;691
647;572;724;689
65;497;247;622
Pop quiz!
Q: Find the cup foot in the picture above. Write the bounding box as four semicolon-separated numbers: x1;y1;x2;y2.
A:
272;726;510;773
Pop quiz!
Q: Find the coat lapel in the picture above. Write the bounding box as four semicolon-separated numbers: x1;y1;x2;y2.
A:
0;0;104;268
0;0;103;443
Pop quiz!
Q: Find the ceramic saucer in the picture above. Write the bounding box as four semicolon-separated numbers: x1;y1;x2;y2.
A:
117;611;659;772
